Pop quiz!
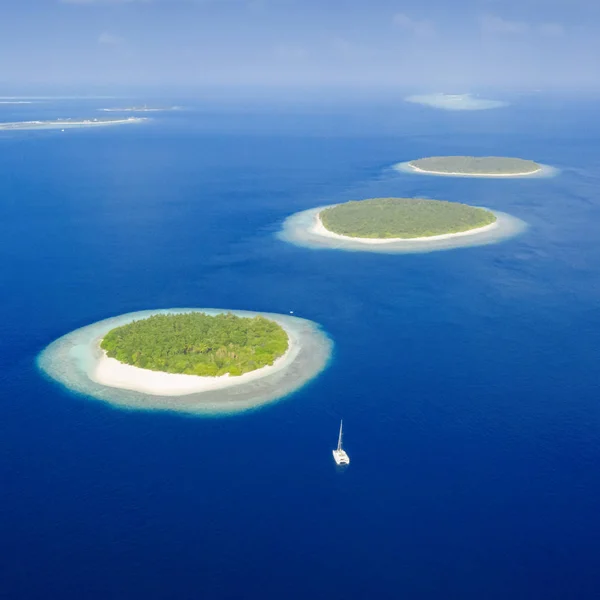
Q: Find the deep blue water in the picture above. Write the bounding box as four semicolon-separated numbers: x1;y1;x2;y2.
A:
2;96;600;599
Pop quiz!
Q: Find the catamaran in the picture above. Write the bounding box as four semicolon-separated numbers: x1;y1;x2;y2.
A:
332;420;350;465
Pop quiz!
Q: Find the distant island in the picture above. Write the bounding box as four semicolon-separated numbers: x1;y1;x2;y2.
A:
100;106;180;113
407;156;542;177
101;312;289;377
405;93;507;111
0;117;147;131
318;197;496;240
279;200;526;254
37;308;333;415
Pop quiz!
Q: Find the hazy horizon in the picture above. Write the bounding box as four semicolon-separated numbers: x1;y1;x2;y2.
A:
2;0;599;91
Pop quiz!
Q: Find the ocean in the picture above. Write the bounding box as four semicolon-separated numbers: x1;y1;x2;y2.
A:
1;93;600;599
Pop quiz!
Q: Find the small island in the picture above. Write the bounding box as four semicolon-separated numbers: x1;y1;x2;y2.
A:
319;197;496;240
37;308;332;416
101;312;289;377
405;93;507;111
279;199;526;254
100;106;180;113
406;156;542;177
0;117;147;131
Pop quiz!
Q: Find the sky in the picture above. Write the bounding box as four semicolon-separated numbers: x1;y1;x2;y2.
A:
1;0;599;91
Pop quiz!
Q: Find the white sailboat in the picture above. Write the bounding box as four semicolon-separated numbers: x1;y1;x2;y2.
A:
332;420;350;465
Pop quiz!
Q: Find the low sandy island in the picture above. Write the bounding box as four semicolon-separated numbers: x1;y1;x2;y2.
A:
278;205;527;254
0;117;147;131
394;160;557;179
100;107;180;113
37;308;332;416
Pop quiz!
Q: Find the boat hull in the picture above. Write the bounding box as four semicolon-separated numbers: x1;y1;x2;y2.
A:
333;449;350;465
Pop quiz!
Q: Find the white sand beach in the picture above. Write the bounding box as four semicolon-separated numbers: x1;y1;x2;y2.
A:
312;211;498;244
406;162;542;178
37;308;332;416
92;333;296;396
393;161;557;179
100;107;180;113
0;117;147;131
278;205;526;254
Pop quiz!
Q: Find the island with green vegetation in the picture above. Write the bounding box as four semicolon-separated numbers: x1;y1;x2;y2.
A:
319;197;496;239
37;308;333;415
408;156;541;176
100;312;289;377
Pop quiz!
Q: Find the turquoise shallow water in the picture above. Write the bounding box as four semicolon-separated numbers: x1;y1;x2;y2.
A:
37;308;332;415
1;95;600;599
278;204;527;252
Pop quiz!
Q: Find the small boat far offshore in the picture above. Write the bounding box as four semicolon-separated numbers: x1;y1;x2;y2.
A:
332;419;350;465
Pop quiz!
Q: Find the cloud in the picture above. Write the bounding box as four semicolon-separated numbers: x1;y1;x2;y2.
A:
481;15;529;35
274;44;309;60
481;15;567;38
62;0;142;4
330;36;353;55
328;36;377;60
539;22;565;36
61;0;252;3
98;31;123;45
392;13;435;38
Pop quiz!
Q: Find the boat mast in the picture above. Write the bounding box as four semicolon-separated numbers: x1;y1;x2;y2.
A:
337;420;343;451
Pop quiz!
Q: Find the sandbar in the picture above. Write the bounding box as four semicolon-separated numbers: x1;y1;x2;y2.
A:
37;308;332;416
278;205;527;254
0;117;147;131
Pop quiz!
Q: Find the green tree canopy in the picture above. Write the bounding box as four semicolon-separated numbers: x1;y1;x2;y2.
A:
320;197;496;239
100;313;289;377
410;156;540;175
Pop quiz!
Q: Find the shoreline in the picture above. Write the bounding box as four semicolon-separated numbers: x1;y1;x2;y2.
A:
0;118;147;131
406;162;542;178
313;211;498;244
92;327;296;397
278;205;527;254
394;160;556;179
37;308;332;416
100;107;179;113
